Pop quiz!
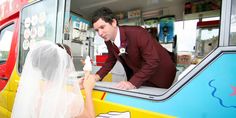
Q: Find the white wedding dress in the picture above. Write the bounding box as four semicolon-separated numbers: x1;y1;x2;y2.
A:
11;40;84;118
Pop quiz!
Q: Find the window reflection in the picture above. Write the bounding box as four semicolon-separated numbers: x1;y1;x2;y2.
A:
0;24;14;64
230;0;236;45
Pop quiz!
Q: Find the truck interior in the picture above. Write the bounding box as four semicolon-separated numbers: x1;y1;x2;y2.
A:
66;0;222;100
16;0;224;100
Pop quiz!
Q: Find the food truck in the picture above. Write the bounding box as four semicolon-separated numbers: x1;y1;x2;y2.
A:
0;0;236;117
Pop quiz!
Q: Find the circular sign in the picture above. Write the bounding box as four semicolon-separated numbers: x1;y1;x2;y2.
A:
24;28;31;39
23;39;30;50
38;25;45;38
24;17;31;28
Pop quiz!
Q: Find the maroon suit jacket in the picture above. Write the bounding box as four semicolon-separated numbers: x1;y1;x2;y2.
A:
97;26;176;88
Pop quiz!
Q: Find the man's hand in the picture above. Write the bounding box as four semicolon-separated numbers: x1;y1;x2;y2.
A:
114;81;136;90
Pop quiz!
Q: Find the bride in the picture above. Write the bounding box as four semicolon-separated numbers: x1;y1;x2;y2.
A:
11;40;95;118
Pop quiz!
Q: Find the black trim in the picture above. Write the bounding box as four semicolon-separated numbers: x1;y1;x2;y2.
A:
0;77;8;81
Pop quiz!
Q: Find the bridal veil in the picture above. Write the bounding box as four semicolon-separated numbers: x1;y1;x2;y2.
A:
11;40;84;118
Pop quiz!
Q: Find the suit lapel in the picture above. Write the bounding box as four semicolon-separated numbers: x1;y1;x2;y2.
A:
119;27;128;61
119;27;136;71
119;27;127;48
107;41;119;59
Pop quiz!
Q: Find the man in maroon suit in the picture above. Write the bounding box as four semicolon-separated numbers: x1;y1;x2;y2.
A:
90;7;176;90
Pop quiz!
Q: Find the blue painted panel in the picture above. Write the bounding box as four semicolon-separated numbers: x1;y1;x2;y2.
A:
105;54;236;118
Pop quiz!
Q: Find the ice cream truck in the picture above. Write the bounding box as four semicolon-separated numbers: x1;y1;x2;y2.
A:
0;0;236;118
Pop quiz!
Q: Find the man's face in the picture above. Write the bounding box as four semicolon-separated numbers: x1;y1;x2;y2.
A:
93;18;117;42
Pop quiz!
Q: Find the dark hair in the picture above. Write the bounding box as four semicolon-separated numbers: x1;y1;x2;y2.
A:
56;43;72;57
91;7;118;25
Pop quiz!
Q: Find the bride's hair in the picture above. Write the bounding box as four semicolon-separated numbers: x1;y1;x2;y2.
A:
31;44;60;79
56;43;72;57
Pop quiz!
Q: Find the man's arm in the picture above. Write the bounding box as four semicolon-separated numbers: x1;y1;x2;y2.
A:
96;41;117;80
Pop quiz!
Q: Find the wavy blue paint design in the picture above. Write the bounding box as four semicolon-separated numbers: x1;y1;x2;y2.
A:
105;53;236;118
209;79;236;108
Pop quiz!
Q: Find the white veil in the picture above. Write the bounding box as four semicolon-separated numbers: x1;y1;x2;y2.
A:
11;40;84;118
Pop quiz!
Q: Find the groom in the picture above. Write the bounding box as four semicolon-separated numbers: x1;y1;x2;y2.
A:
90;7;176;90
